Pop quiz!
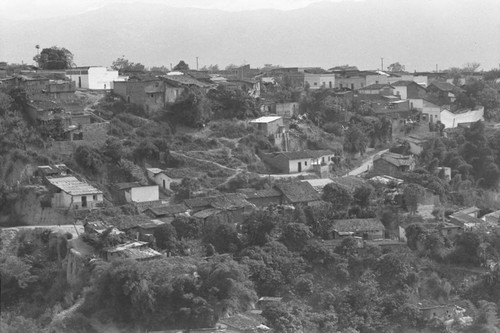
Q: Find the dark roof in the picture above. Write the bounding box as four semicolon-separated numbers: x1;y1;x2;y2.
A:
331;176;367;191
184;194;252;211
376;152;415;167
241;188;282;199
454;206;480;215
107;214;153;230
162;75;211;88
359;83;394;90
450;213;482;225
428;81;464;93
274;182;321;203
113;182;143;190
331;218;385;232
391;80;418;87
145;204;188;217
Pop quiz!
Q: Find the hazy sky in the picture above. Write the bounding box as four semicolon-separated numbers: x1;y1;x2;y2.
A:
1;0;356;19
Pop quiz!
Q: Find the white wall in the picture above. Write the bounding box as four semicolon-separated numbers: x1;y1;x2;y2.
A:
52;192;103;209
88;67;121;90
305;74;335;90
409;98;424;110
394;86;407;99
440;107;484;129
129;185;159;202
288;158;313;173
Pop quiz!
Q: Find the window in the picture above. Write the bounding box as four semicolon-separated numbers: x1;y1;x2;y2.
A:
151;94;154;98
305;161;308;166
93;195;97;200
314;82;317;86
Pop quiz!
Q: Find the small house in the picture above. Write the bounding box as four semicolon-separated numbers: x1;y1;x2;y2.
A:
330;218;385;240
372;152;415;178
420;304;456;321
482;210;500;226
144;204;189;220
250;116;284;136
239;188;282;208
46;176;103;210
260;150;334;174
274;182;322;206
358;83;395;96
146;167;178;191
113;182;159;203
66;66;127;90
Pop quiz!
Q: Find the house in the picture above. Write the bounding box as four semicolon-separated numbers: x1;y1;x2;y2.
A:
250;116;284;136
218;312;271;333
113;182;159;203
238;188;282;208
482;210;500;226
301;178;334;193
143;204;189;220
426;81;465;105
454;206;480;218
146;167;179;191
66;66;127;90
422;222;463;239
185;193;254;224
275;102;299;118
103;241;161;261
46;176;103;210
420;305;456;321
358;83;395;96
274;182;322;206
403;135;429;155
372;152;415;177
420;98;442;124
304;72;336;89
260;150;334;174
449;209;483;229
440;106;484;129
330;218;385;240
330;176;368;193
391;80;427;101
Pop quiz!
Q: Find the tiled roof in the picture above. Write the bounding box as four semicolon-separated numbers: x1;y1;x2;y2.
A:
376;152;414;167
241;188;282;199
47;176;102;196
184;194;252;211
428;81;464;93
274;182;321;203
391;80;416;87
454;206;479;216
450;213;482;225
107;214;153;230
145;204;188;217
359;83;394;90
331;176;367;190
192;208;222;219
331;218;385;232
162;75;211;88
301;179;334;192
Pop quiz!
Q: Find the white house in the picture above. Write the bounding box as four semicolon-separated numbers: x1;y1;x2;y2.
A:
440;106;484;129
304;73;336;90
114;182;159;203
146;168;179;190
261;150;334;174
47;176;103;209
66;66;128;90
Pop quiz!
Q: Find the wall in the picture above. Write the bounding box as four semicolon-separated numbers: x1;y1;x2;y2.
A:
88;67;121;90
422;100;441;123
288;158;313;173
304;73;335;90
336;76;365;90
113;80;150;105
372;158;401;178
129;185;159;202
275;102;299;117
147;171;175;190
440;107;484;129
52;191;73;208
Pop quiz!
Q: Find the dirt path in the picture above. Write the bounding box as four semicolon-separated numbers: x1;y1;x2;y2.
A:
346;149;389;176
170;150;241;173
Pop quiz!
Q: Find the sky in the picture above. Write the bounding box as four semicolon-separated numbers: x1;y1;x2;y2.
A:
1;0;499;71
1;0;356;19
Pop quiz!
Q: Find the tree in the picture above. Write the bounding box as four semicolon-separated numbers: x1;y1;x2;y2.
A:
353;184;373;208
322;183;353;211
33;46;74;69
403;183;425;215
111;56;146;73
463;62;481;73
343;125;368;155
171;178;200;199
74;145;104;175
281;223;313;251
154;224;179;252
173;60;190;72
387;62;405;72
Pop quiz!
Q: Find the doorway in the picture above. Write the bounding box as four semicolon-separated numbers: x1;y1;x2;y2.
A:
163;179;166;189
78;77;81;88
81;196;87;208
298;162;302;172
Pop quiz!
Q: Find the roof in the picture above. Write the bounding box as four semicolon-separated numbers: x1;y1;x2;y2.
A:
331;176;367;190
47;176;102;196
162;75;211;88
250;116;282;123
376;152;415;167
241;188;282;199
483;210;500;220
146;167;164;175
105;241;161;260
37;164;69;175
331;218;385;232
192;208;222;219
391;80;419;87
450;213;482;225
219;312;269;332
359;83;394;90
107;214;153;230
301;178;334;192
268;149;334;161
454;206;480;216
274;182;321;203
113;182;143;190
428;81;464;93
145;204;188;217
185;193;252;211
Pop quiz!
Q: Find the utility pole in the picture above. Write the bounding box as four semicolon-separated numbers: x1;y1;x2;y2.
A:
196;57;199;71
436;64;438;72
381;57;384;71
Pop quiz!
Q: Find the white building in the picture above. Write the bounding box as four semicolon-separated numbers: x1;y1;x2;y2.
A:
66;66;128;90
47;176;103;210
146;168;179;191
440;106;484;129
304;73;336;90
114;182;159;203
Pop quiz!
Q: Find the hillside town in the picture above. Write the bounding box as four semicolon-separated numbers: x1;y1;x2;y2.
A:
2;18;500;333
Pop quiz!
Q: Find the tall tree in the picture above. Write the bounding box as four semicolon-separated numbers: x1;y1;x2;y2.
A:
33;46;74;69
173;60;190;72
387;62;405;72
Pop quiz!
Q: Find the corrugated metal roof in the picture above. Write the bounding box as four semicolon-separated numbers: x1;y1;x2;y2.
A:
47;176;102;196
